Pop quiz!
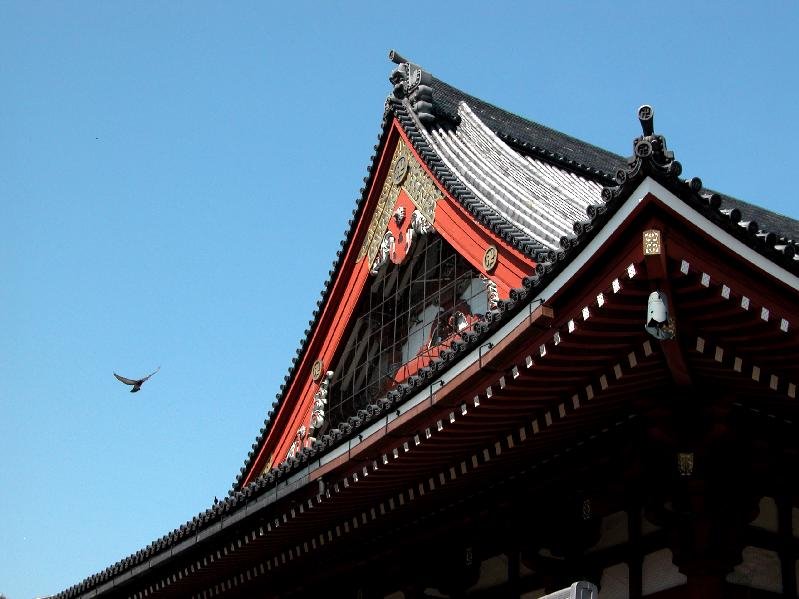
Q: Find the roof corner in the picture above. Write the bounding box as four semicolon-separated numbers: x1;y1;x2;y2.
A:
600;105;799;274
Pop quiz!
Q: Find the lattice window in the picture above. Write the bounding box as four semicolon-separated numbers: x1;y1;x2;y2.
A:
328;234;494;423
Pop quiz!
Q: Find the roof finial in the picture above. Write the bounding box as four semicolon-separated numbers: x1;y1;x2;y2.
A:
388;49;406;65
632;104;674;166
638;104;654;137
599;104;683;205
627;104;680;181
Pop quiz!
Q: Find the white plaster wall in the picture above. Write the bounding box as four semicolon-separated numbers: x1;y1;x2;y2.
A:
726;546;782;593
751;497;779;533
599;562;629;598
589;511;629;552
642;549;686;595
467;554;508;592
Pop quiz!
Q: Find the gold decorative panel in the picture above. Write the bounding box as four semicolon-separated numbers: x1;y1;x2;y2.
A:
311;359;324;381
643;229;662;256
483;245;498;272
358;139;443;265
677;452;694;477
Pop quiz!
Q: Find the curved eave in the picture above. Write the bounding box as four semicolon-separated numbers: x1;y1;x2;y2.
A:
57;65;799;594
56;178;799;599
234;87;799;496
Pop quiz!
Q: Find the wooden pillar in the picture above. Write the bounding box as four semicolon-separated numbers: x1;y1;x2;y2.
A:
507;547;520;598
429;542;480;598
779;494;798;598
627;506;643;599
645;386;755;597
669;478;754;599
399;583;425;599
670;495;731;597
683;575;724;598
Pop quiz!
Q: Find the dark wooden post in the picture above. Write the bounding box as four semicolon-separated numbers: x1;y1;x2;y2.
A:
778;494;797;598
627;505;643;599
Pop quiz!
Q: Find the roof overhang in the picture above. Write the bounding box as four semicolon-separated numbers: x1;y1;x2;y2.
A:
59;177;799;598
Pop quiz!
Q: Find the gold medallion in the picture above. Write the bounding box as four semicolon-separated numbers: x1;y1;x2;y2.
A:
483;245;498;272
311;359;324;381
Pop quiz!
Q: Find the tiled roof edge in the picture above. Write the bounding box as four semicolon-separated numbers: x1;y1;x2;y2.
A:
56;104;402;599
228;107;399;494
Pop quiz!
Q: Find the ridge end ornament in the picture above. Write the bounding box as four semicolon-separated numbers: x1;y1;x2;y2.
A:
388;50;435;125
600;105;684;207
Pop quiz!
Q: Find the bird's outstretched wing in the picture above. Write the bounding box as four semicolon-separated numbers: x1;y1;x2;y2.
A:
141;366;160;382
114;372;139;386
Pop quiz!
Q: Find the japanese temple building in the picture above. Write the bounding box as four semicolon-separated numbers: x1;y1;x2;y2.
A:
56;52;799;598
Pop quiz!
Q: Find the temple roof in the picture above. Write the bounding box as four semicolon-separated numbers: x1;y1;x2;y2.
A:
56;52;799;599
231;50;799;509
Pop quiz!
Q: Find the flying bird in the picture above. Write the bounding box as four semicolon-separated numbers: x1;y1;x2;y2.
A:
114;367;160;392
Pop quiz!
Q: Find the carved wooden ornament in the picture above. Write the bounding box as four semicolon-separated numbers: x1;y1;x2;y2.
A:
677;452;694;477
643;229;662;256
358;139;443;269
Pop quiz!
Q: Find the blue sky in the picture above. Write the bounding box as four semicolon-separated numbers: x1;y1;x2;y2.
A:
1;2;797;597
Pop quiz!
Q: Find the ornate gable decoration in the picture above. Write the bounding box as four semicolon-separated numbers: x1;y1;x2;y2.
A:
358;138;442;273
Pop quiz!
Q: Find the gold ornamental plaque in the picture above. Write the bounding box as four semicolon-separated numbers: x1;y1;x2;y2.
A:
483;245;498;272
311;359;324;381
358;139;443;266
642;229;662;255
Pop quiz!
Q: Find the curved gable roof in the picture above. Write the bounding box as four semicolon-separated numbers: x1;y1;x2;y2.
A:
234;51;799;497
56;52;799;599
